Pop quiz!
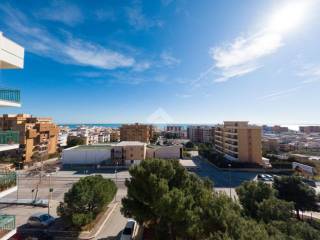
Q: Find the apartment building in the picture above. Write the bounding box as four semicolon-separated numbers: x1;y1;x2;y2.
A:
166;125;186;138
215;121;263;164
0;114;59;163
187;125;215;144
110;130;120;142
0;32;24;240
272;125;289;133
120;123;154;143
300;126;320;134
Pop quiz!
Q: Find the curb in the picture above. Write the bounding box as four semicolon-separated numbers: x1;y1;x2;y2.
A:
78;202;119;240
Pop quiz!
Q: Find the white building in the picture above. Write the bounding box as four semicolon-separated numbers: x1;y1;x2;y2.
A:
61;145;112;165
58;133;68;147
0;32;24;240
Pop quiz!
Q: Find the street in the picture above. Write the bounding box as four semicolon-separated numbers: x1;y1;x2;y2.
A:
0;158;259;239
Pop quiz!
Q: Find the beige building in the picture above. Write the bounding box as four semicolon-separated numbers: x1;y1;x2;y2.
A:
146;145;183;159
0;114;59;163
110;130;120;142
187;125;215;144
111;141;146;165
120;123;154;143
215;121;263;164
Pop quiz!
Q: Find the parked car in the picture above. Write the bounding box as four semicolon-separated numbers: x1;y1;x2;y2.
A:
120;219;137;240
27;213;55;228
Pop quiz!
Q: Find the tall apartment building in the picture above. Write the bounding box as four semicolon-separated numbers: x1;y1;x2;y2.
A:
0;114;59;163
187;125;215;144
166;125;186;138
120;123;154;143
0;32;24;240
215;121;262;164
299;126;320;134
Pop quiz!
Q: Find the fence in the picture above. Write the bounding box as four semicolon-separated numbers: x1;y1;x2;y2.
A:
0;172;16;192
0;89;20;103
0;130;19;144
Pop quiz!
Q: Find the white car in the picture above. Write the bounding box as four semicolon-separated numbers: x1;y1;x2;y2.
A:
120;219;137;240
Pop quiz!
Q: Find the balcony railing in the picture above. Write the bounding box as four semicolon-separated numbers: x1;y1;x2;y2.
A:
0;131;19;144
0;172;16;192
0;89;20;104
0;215;16;236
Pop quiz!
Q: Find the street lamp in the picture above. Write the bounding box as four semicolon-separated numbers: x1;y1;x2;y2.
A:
228;163;232;199
114;161;118;202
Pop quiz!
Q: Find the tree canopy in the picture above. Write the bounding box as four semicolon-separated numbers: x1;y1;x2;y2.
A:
273;176;318;219
58;175;117;228
121;159;320;240
236;181;276;219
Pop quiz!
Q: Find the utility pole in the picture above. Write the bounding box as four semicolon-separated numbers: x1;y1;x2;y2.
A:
48;174;53;215
228;163;232;199
114;161;118;202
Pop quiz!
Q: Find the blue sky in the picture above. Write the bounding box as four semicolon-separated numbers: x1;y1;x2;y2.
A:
0;0;320;125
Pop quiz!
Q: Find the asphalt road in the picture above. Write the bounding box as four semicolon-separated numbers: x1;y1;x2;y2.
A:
192;157;258;187
0;158;258;239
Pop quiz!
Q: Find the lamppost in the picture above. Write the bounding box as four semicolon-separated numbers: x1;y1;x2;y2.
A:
114;161;118;202
228;163;232;198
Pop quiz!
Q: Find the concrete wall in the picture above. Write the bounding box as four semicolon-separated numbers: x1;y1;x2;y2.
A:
62;147;111;165
146;145;182;159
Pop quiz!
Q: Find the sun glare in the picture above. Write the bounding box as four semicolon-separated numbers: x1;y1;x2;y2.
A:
267;0;313;34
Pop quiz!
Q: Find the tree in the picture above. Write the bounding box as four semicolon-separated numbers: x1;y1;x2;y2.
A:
121;159;208;239
273;176;318;220
236;181;276;219
185;141;194;149
67;137;85;148
257;198;294;223
121;159;280;240
58;175;117;228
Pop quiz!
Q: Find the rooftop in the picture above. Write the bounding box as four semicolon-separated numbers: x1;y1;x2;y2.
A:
116;141;146;146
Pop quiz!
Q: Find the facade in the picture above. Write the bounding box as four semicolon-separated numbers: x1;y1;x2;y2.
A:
0;32;24;240
300;126;320;134
146;145;183;159
111;141;146;165
62;145;112;165
166;125;186;138
187;125;215;144
262;138;280;153
110;130;120;142
272;125;289;133
215;121;263;164
61;141;183;166
120;123;154;143
0;114;59;163
58;133;68;147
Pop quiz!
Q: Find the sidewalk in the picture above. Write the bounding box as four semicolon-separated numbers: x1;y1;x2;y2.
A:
78;202;118;239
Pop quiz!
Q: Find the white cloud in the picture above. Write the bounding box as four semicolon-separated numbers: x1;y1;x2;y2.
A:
0;4;136;70
210;31;283;83
36;1;83;26
209;0;315;83
126;2;163;30
297;64;320;83
160;51;181;66
259;87;300;101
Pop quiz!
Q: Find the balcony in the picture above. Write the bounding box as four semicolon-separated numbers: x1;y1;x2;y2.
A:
0;215;16;240
0;172;17;200
0;131;19;152
0;89;21;107
0;32;24;69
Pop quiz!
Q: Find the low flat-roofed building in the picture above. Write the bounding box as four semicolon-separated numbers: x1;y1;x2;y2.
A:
146;145;183;159
62;145;112;165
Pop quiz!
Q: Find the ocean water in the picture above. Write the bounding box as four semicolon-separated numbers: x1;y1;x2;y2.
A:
58;123;215;130
58;123;319;131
